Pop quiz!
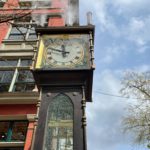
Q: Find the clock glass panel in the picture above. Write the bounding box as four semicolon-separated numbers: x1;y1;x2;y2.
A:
41;34;89;69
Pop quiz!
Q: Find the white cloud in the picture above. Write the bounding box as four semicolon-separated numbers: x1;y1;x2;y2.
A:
86;68;150;150
125;16;150;47
80;1;150;150
87;70;133;150
129;18;144;30
113;0;150;16
81;0;150;52
80;0;120;35
134;65;150;72
99;45;126;64
137;46;149;53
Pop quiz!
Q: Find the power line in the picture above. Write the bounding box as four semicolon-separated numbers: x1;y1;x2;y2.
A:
94;90;150;101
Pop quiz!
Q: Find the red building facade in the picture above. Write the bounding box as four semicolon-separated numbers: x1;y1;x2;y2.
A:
0;0;78;149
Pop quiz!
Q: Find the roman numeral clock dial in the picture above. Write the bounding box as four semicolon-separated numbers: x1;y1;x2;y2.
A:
43;34;88;68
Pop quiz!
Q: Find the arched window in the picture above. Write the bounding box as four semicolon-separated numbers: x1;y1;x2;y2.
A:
44;93;73;150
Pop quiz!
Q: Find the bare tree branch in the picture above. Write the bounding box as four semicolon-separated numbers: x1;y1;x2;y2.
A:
121;71;150;148
0;11;32;24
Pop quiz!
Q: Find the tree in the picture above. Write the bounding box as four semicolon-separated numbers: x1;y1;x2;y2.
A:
0;0;32;24
120;71;150;148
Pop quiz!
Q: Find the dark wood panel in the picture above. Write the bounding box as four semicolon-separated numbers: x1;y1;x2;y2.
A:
36;26;95;35
33;87;85;150
32;70;93;102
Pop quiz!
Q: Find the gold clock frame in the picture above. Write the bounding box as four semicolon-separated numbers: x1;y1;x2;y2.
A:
36;34;88;69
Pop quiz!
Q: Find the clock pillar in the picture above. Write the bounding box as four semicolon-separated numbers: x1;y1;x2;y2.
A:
32;26;95;150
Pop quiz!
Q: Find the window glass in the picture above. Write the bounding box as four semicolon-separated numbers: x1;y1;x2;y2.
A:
28;27;37;39
29;27;36;33
9;34;25;40
0;70;35;92
44;94;73;150
0;122;9;141
11;122;28;141
14;71;34;92
21;59;32;66
0;83;10;92
17;71;34;82
0;121;28;142
28;33;37;39
19;1;32;8
19;0;51;8
0;58;35;92
14;83;35;92
0;60;17;66
25;83;35;91
11;27;27;34
0;59;32;67
0;71;14;83
9;26;37;40
15;16;31;23
0;1;5;8
9;27;27;40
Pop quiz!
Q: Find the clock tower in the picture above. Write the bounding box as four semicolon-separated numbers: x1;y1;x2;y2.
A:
32;1;95;150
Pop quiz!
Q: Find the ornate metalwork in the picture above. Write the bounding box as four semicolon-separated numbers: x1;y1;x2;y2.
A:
89;31;95;69
44;93;73;150
31;89;42;150
82;86;87;150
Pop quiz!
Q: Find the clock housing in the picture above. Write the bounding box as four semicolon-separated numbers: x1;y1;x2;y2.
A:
33;26;95;102
42;34;89;69
35;26;94;70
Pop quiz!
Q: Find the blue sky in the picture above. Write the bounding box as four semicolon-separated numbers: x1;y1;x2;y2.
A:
79;0;150;150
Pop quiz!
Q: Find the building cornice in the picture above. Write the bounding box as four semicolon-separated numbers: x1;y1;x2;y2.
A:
0;114;36;121
0;142;25;147
0;92;39;104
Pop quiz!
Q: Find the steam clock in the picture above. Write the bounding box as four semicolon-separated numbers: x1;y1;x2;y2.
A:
32;26;95;150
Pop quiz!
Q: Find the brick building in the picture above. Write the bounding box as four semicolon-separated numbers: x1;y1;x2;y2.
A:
0;0;95;149
0;0;79;149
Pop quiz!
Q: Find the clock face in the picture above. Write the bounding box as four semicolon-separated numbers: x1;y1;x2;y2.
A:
43;34;89;68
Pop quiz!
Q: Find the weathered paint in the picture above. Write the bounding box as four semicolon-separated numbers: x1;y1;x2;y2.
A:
48;17;65;26
0;23;9;43
24;122;35;150
36;39;45;69
0;104;36;115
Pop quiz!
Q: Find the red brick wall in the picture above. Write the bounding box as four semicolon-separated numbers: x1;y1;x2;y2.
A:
0;23;9;43
0;0;68;43
48;17;65;26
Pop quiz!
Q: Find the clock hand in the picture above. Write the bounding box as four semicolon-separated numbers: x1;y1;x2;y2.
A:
48;47;69;54
61;44;67;58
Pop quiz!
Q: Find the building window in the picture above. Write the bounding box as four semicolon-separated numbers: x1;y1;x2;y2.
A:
8;27;27;40
19;0;52;9
0;121;28;142
0;0;6;8
8;17;37;41
0;58;35;92
8;25;37;40
19;1;32;9
44;94;73;150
